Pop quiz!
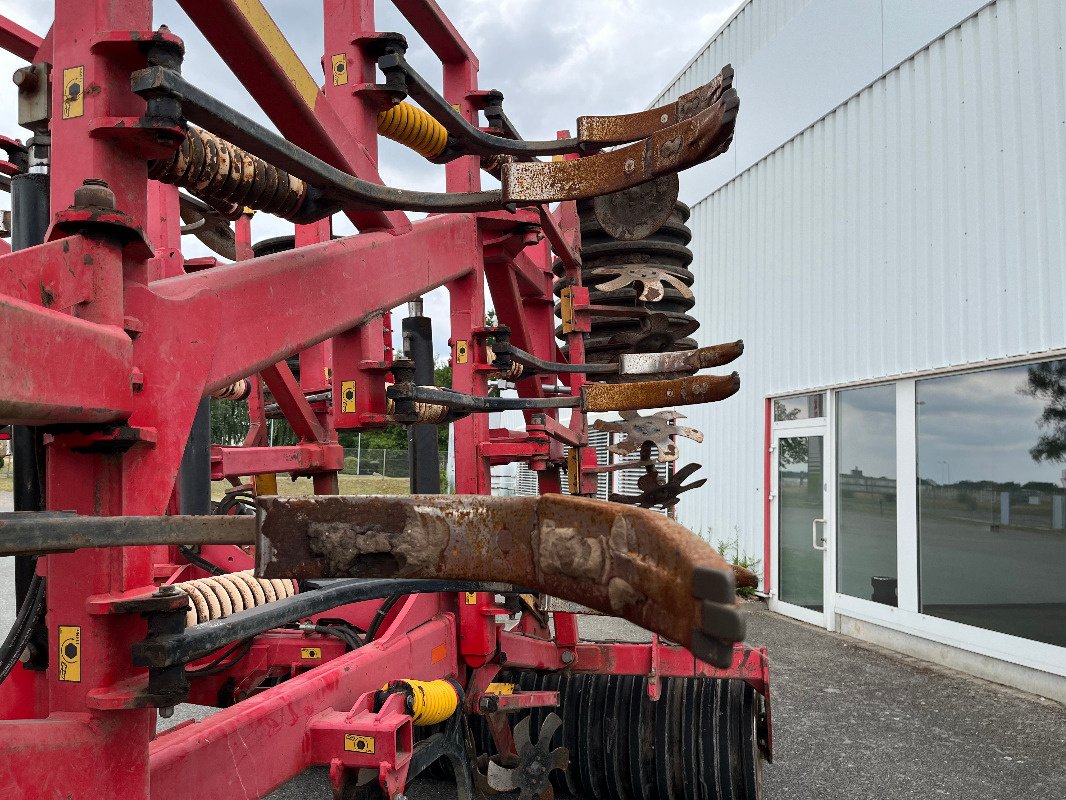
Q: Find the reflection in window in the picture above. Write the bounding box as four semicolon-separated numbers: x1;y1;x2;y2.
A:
918;361;1066;647
774;393;825;421
837;386;897;604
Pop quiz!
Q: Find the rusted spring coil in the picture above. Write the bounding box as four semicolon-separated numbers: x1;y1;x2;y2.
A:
149;127;307;221
174;569;298;627
211;379;251;402
385;391;451;425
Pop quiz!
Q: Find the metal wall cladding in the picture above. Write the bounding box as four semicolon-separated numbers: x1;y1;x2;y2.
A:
669;0;1066;556
655;0;815;107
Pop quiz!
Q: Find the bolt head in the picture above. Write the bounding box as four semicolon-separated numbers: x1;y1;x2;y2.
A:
157;584;178;596
158;706;175;719
12;66;37;89
560;650;575;664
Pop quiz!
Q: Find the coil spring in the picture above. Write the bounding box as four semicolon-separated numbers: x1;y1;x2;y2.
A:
385;391;451;425
211;379;251;402
174;569;298;627
381;678;461;726
377;102;449;160
149;127;307;220
557;201;699;382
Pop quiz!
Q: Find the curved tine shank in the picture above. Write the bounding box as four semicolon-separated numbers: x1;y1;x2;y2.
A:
502;86;739;203
577;65;735;147
581;372;740;414
256;494;744;667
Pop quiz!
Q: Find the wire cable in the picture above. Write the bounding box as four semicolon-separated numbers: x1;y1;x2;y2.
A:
0;575;45;685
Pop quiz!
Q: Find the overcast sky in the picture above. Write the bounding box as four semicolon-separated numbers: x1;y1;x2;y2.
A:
0;0;741;355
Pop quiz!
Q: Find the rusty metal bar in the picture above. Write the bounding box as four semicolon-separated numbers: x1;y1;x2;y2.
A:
256;494;746;667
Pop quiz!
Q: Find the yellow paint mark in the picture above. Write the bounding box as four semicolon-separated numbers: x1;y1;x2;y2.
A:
331;53;348;86
340;380;357;414
62;66;84;120
431;643;447;663
464;592;478;605
254;472;279;496
344;734;375;754
560;287;575;333
233;0;320;108
300;647;322;659
58;625;81;682
486;682;514;695
455;340;469;365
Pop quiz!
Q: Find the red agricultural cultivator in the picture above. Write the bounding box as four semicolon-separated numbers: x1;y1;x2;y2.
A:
0;2;770;798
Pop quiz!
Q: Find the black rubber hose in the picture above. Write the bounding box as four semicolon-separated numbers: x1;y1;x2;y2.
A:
0;575;45;684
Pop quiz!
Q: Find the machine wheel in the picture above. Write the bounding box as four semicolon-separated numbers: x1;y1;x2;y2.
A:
472;673;768;799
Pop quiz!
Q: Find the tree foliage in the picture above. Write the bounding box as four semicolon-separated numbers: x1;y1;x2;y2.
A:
1023;360;1066;463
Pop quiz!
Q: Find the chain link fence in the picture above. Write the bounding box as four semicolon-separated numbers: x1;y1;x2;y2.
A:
341;448;447;480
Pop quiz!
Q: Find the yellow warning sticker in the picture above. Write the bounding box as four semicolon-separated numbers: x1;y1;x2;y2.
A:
340;380;356;413
486;682;515;695
300;647;322;659
344;734;375;754
455;340;469;365
331;54;348;86
58;625;81;682
62;66;85;120
464;592;478;605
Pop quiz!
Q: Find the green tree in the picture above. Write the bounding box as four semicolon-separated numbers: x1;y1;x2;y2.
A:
1023;360;1066;462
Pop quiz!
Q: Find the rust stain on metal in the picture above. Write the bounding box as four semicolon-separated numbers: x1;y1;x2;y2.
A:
256;494;745;664
577;65;735;146
581;372;740;413
502;77;739;203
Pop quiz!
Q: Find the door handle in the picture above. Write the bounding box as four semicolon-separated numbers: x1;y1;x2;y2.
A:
812;518;827;551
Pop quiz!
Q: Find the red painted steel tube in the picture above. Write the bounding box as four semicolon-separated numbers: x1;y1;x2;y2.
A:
143;213;480;394
0;15;43;61
149;608;456;800
211;443;344;480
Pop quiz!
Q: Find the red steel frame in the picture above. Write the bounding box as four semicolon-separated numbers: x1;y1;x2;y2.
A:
0;2;770;797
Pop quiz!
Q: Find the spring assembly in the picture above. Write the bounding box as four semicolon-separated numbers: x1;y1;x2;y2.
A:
149;127;307;220
173;570;298;627
377;102;449;160
385;390;451;425
377;678;462;726
557;201;700;382
210;379;251;402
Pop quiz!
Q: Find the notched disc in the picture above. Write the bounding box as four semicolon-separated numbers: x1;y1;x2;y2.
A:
593;172;680;241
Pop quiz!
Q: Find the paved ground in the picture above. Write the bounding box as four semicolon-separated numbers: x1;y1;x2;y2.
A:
4;488;1064;799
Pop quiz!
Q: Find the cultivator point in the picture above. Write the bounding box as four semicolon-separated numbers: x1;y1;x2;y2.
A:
0;2;768;798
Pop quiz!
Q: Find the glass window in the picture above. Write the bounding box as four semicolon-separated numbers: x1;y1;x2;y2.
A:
774;393;825;421
917;360;1066;647
837;385;897;604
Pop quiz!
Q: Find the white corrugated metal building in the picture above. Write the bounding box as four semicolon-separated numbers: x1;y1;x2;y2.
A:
654;0;1066;699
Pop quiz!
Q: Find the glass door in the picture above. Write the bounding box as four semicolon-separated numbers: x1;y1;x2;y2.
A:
770;418;833;627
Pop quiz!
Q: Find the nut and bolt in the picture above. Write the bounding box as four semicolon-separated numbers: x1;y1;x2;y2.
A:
158;706;174;719
560;650;575;665
73;178;116;211
157;584;178;596
12;66;38;90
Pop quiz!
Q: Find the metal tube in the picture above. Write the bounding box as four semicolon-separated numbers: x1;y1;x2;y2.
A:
178;398;212;515
402;310;440;493
9;172;49;613
0;514;255;556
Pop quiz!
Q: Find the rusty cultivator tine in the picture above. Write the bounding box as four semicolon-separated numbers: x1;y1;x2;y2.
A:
617;340;745;377
502;88;739;203
577;65;736;146
256;494;745;667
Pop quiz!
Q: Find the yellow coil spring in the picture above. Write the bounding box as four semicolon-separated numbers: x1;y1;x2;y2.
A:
173;569;298;627
377;102;448;160
383;679;460;726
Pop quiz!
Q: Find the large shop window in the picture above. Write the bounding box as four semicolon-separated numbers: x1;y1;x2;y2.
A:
837;385;897;604
917;361;1066;648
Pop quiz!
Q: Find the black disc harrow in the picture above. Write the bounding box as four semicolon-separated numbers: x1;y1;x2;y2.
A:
472;672;766;800
556;201;700;382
